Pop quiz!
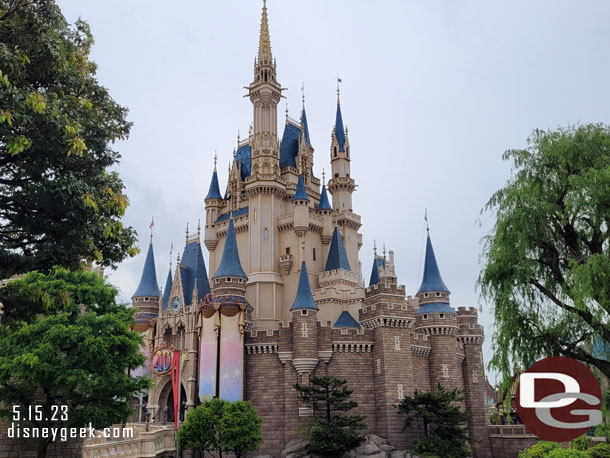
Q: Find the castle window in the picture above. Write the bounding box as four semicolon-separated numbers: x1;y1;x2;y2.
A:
144;297;149;302
335;173;339;178
424;293;429;298
226;278;232;282
333;146;337;157
394;336;400;351
264;228;268;241
286;247;290;255
312;248;317;261
439;314;445;319
340;328;348;335
346;147;349;157
301;310;308;316
238;278;243;284
436;292;441;297
423;314;428;320
442;364;449;378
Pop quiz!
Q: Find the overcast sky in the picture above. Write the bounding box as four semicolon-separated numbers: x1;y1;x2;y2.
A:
57;0;610;383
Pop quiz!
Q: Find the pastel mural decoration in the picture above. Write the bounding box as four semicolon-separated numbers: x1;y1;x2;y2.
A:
219;313;244;401
132;328;152;378
151;347;174;375
199;314;218;402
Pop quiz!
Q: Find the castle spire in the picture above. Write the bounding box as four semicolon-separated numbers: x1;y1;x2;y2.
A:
258;0;272;63
132;239;160;298
205;157;222;201
161;267;173;310
417;231;449;294
213;219;247;279
325;227;351;272
293;174;309;202
316;182;332;211
290;261;318;311
334;96;346;152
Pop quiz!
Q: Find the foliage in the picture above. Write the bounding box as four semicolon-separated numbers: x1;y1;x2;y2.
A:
177;399;262;458
518;442;560;458
479;124;610;382
294;376;366;457
396;384;472;458
573;436;592;451
0;268;151;457
547;449;589;458
587;444;610;458
0;0;137;278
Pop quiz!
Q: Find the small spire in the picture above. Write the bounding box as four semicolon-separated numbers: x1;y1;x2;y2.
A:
185;222;189;240
325;227;351;272
383;243;386;261
285;102;289;120
149;216;154;242
237;129;240;146
177;252;181;264
293;174;309;202
336;73;341;104
132;241;160;298
418;233;450;295
258;0;272;63
301;82;305;108
322;169;326;186
290;261;318;311
373;240;377;256
214;151;217;171
213;219;247;279
425;208;430;235
197;219;201;237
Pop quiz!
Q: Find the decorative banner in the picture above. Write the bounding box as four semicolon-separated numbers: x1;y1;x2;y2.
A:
219;313;244;401
171;349;181;431
151;347;174;375
199;314;218;402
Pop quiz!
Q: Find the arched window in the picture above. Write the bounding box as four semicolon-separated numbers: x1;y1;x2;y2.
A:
312;248;317;261
264;227;268;241
333;146;337;157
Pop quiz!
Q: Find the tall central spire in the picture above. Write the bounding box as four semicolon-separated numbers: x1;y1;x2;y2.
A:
258;0;272;63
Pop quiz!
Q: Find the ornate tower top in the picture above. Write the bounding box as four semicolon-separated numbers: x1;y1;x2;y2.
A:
417;232;450;295
258;0;272;64
290;262;318;311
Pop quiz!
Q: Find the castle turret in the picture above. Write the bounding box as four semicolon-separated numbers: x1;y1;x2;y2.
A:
161;266;173;311
204;156;223;252
414;231;459;393
328;91;355;212
324;227;351;272
293;174;309;244
132;238;160;332
316;176;333;244
290;262;319;387
457;307;492;458
212;219;247;296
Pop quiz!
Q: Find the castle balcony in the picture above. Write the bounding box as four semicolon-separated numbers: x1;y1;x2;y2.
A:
279;253;293;274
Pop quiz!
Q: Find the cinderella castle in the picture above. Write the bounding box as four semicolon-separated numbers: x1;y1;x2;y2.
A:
129;2;492;457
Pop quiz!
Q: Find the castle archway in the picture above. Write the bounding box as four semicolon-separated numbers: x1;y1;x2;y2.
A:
155;377;187;424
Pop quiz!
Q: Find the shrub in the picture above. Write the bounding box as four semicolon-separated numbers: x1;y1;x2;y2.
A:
587;444;610;458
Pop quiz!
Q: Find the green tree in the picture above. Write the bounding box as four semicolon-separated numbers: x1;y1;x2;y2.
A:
479;124;610;382
396;384;472;458
0;268;151;458
587;443;610;458
294;376;366;457
0;0;137;278
177;399;262;458
518;441;560;458
547;450;589;458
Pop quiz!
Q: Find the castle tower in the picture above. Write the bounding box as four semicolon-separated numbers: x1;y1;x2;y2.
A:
200;219;250;402
290;262;319;392
131;238;160;332
204;156;223;254
360;247;414;449
457;307;492;458
414;231;459;392
293;174;309;249
327;92;362;281
248;0;282;176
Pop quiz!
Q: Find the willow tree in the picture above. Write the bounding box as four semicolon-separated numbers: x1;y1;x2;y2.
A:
480;124;610;383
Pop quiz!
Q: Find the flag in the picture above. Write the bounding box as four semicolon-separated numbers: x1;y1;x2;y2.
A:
149;217;154;229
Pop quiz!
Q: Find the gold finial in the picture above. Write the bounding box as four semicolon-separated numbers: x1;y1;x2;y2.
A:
301;82;305;108
258;0;272;63
322;169;326;186
214;151;217;171
373;240;377;256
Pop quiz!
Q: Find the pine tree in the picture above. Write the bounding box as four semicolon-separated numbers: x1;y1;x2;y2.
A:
294;376;366;457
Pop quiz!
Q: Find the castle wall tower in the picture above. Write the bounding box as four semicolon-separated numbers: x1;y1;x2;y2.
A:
414;232;460;392
204;156;223;259
131;238;160;332
360;252;415;449
457;307;492;458
290;262;319;405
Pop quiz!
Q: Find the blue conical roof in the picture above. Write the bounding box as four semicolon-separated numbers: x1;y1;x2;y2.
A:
317;185;332;211
162;268;173;310
213;219;247;279
334;102;346;152
325;227;351;271
180;240;211;304
205;170;222;200
334;311;359;328
369;256;384;286
301;108;312;148
417;234;449;294
293;174;309;201
132;242;160;298
290;262;318;311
